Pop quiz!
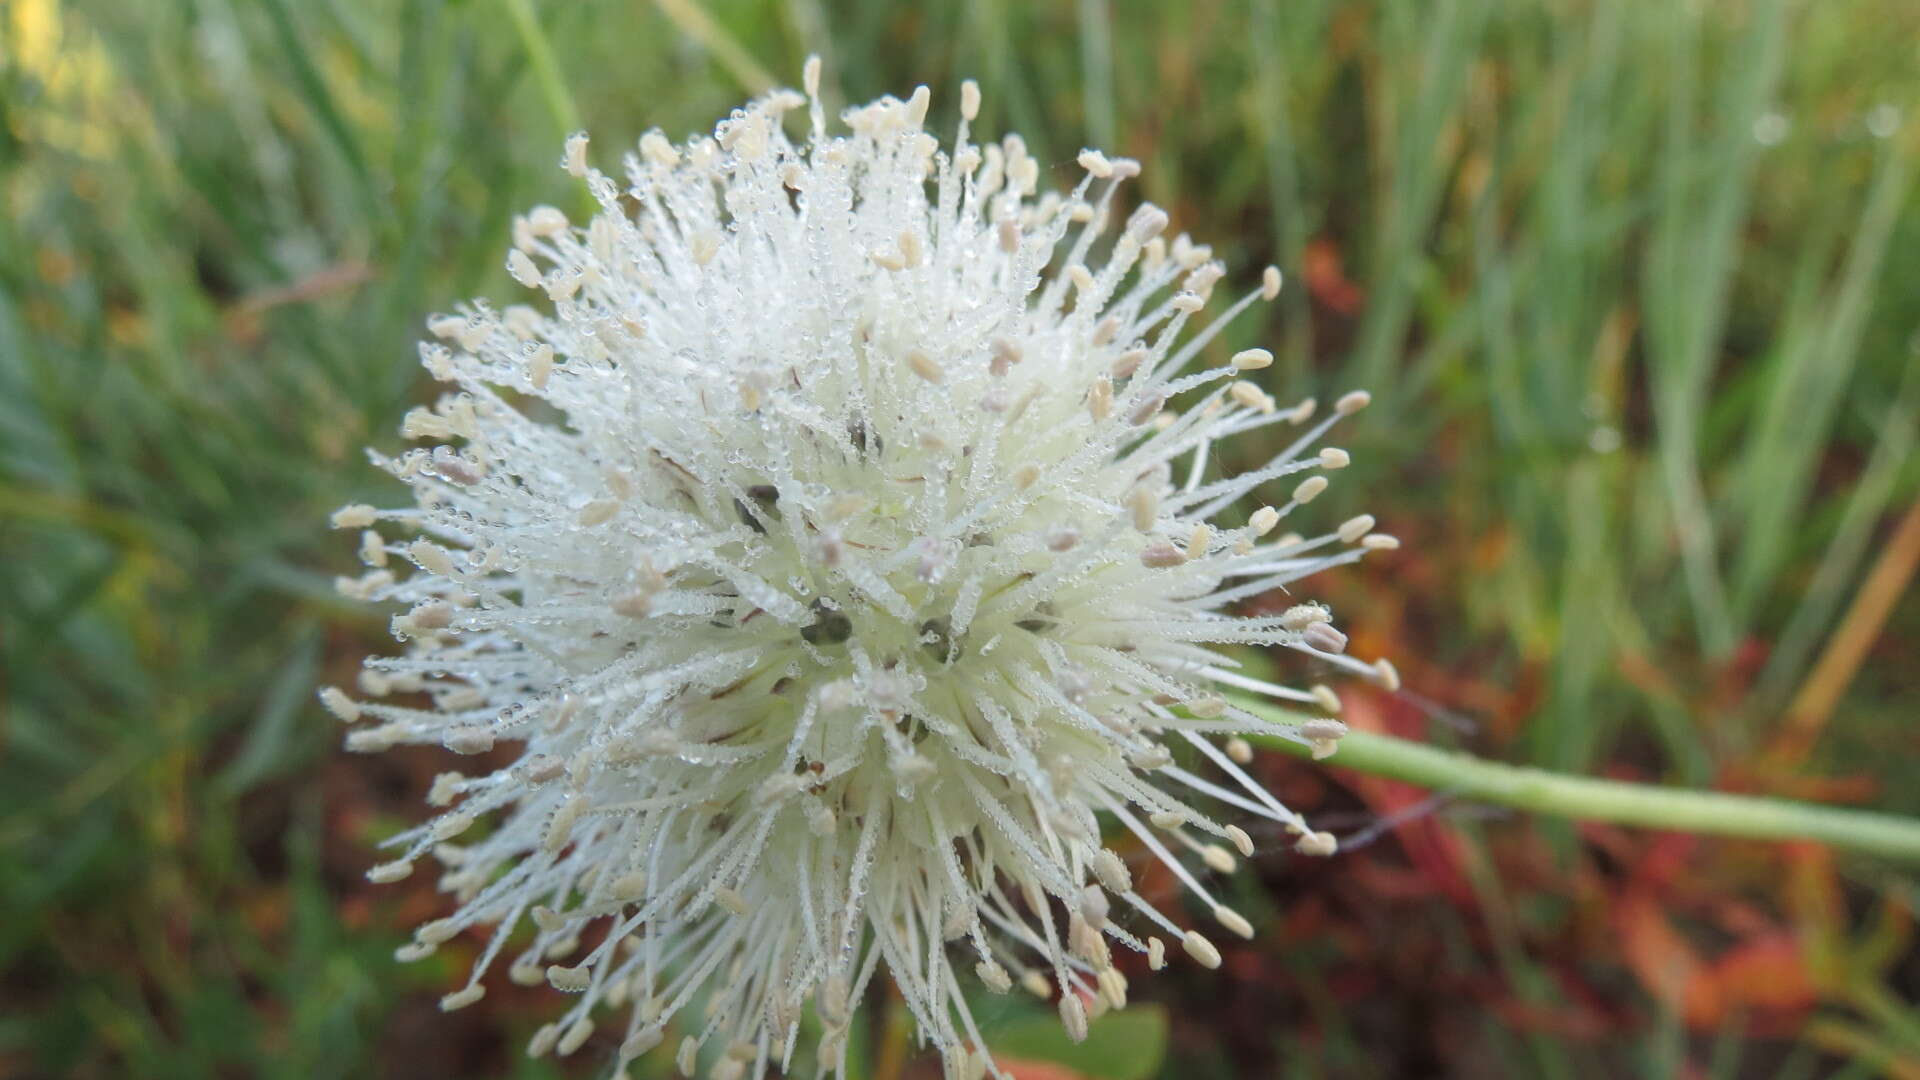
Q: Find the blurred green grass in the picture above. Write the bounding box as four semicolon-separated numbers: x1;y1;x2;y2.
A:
3;0;1918;1077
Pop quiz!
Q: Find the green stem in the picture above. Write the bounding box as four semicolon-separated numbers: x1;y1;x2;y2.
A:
503;0;582;137
1234;698;1920;862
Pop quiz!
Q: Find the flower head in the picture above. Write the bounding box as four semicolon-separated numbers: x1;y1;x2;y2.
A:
328;59;1396;1078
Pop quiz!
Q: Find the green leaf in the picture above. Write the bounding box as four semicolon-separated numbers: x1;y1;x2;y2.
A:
986;1003;1169;1080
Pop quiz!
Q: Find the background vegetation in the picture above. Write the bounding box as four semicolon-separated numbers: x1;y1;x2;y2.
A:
4;0;1918;1076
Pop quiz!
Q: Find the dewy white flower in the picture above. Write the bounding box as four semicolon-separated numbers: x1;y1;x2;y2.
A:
326;59;1397;1079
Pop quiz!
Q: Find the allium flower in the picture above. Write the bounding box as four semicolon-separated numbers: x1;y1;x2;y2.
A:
325;59;1399;1079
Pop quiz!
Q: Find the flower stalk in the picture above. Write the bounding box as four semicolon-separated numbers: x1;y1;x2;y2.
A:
1235;695;1920;862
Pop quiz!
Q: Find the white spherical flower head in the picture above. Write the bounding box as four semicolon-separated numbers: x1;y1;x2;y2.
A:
327;61;1397;1077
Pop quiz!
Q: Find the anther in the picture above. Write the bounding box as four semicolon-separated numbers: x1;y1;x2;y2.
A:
1214;904;1255;939
1021;970;1052;998
1127;487;1159;532
1302;622;1348;654
444;726;494;755
367;858;413;884
622;1026;664;1060
1296;831;1339;857
507;249;541;289
1232;348;1273;371
1262;266;1283;300
440;985;485;1011
359;530;387;567
1077;148;1114;178
319;687;361;723
1060;994;1089;1043
409;541;454;575
1092;849;1132;893
427;772;465;806
1319;447;1351;469
526;343;555;389
1302;718;1349;760
1182;930;1223;969
1225;824;1255;857
1228;381;1272;412
976;960;1012;993
1291;476;1328;504
417;917;461;945
1312;684;1342;713
1140;543;1184;568
544;797;581;853
1078;883;1110;922
1089;376;1114;421
1336;389;1372;415
563;132;589;177
907;349;943;384
431;811;477;841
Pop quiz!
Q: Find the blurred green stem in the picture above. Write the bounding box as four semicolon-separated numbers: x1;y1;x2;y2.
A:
502;0;581;136
1238;699;1920;862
